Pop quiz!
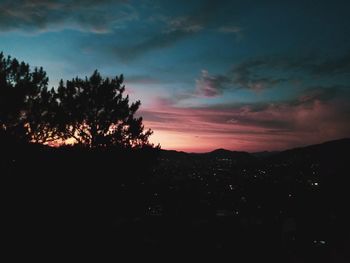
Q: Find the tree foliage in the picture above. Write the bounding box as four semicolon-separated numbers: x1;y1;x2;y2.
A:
55;70;153;148
0;52;55;142
0;52;154;149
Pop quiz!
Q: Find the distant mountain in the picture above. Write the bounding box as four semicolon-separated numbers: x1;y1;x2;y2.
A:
160;147;253;158
159;147;257;165
209;148;250;157
160;138;350;165
269;138;350;164
209;148;233;154
207;148;254;159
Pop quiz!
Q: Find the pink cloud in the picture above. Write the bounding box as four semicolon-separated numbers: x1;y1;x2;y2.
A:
139;96;350;152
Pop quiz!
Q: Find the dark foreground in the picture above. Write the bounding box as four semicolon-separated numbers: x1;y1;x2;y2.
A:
2;136;350;262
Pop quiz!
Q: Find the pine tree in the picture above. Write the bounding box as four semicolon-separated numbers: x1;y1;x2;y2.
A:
0;52;55;143
55;70;153;148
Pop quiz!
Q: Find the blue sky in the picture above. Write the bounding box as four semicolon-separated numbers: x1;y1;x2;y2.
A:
1;0;350;151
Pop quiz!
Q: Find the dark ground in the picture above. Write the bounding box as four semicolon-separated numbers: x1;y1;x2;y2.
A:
2;136;350;261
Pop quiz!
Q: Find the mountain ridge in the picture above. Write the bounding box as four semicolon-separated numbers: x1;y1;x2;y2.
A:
160;138;350;160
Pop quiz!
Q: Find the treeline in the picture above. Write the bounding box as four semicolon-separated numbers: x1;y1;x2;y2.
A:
1;52;160;255
0;51;155;148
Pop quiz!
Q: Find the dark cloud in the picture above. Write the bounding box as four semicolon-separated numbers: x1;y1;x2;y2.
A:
112;1;225;60
125;75;165;85
163;16;203;34
218;25;242;34
193;53;350;95
232;60;288;90
295;85;345;105
232;53;350;84
195;70;230;97
307;53;350;75
217;25;243;40
112;29;195;60
193;64;287;97
0;0;135;33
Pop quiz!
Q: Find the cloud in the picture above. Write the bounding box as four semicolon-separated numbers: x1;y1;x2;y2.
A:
0;0;136;33
193;64;286;97
296;85;343;105
141;87;350;151
164;16;203;33
229;58;291;91
112;1;225;60
125;75;165;85
218;25;243;39
307;53;350;75
195;70;230;97
192;53;350;94
218;25;242;34
112;29;196;60
232;63;287;91
232;53;350;81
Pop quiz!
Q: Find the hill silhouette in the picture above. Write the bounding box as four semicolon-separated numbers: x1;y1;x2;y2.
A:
2;137;350;261
159;138;350;166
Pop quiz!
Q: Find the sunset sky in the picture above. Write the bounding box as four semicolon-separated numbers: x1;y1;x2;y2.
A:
1;0;350;152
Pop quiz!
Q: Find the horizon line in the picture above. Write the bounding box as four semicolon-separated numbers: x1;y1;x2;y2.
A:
160;137;350;154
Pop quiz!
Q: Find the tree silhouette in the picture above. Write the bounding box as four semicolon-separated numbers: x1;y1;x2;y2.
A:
0;52;56;143
55;70;153;148
1;52;155;148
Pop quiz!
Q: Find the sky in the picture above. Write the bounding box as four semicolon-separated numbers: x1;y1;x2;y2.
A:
1;0;350;152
